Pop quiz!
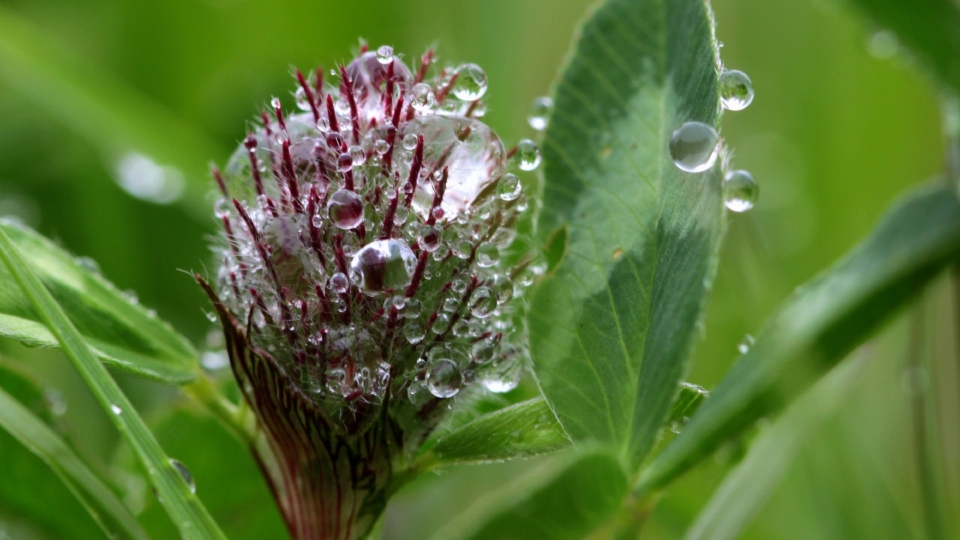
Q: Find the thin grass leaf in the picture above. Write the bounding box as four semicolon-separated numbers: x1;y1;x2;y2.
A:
847;0;960;95
0;381;149;540
419;398;571;468
0;227;227;540
529;0;725;471
685;353;868;540
0;5;224;217
637;182;960;494
0;219;197;385
427;448;629;540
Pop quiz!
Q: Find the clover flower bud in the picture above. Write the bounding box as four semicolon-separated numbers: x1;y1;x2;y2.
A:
198;46;540;540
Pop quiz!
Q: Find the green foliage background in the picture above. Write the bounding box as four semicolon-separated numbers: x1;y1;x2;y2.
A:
0;0;952;539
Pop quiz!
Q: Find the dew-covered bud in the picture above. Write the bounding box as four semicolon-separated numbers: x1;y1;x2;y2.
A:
198;46;536;540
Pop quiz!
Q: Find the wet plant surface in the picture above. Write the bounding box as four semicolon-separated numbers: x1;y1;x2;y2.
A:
0;0;958;539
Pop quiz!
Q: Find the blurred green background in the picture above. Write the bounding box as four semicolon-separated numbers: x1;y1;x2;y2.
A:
0;0;953;538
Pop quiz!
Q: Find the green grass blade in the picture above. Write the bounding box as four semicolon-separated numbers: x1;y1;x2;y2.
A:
420;398;571;469
427;448;629;540
846;0;960;94
0;5;224;218
0;381;150;540
0;227;228;540
529;0;725;470
637;182;960;494
685;354;867;540
0;219;197;384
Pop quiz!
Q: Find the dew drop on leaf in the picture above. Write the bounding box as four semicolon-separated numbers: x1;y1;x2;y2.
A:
722;170;759;212
669;122;719;173
719;69;754;111
427;359;463;398
169;459;196;494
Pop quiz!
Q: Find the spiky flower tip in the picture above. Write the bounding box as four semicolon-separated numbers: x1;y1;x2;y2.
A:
199;44;542;540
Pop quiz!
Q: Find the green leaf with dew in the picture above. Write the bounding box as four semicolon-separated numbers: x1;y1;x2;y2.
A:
529;0;725;470
0;363;149;540
847;0;960;95
0;226;227;540
685;354;867;540
421;398;571;468
427;448;628;540
637;182;960;494
0;219;197;385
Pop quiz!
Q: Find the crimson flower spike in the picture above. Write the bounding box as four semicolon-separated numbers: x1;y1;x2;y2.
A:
202;46;540;540
296;69;321;123
338;65;362;144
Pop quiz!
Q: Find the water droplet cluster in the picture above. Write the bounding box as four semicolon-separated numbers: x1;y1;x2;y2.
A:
211;47;537;419
668;66;759;213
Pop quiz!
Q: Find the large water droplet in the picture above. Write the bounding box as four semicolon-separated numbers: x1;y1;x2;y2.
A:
497;174;522;201
475;243;499;268
404;322;425;344
418;226;442;252
169;459;196;494
403;116;506;220
376;45;394;65
337;153;354;172
452;64;488;101
481;362;522;393
722;170;759;212
528;96;553;131
669;122;719;173
410;83;437;112
327;189;365;229
330;272;350;293
516;139;541;171
719;69;754;111
427;359;463;398
470;287;497;318
349;239;417;294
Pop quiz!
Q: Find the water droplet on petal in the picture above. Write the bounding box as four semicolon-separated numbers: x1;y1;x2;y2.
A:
427;359;463;398
516;139;541;171
528;96;553;131
475;243;498;268
470;287;497;318
337;153;354;172
719;69;754;111
349;145;365;166
169;459;196;494
402;133;419;150
723;170;759;212
452;64;488;101
497;174;522;201
327;189;365;229
376;45;394;65
374;139;390;154
418;226;442;252
330;273;350;293
404;322;425;344
432;312;452;334
669;122;719;173
349;239;417;294
410;83;437;111
482;362;522;393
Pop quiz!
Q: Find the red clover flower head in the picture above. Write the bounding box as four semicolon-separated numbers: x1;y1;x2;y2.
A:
199;45;542;540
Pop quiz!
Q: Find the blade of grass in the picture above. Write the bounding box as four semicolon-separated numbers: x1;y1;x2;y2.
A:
635;182;960;495
684;352;868;540
0;5;225;218
0;227;228;540
0;383;149;540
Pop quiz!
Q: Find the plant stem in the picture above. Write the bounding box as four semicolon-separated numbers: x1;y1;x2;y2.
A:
607;491;658;540
909;301;946;540
183;372;254;443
